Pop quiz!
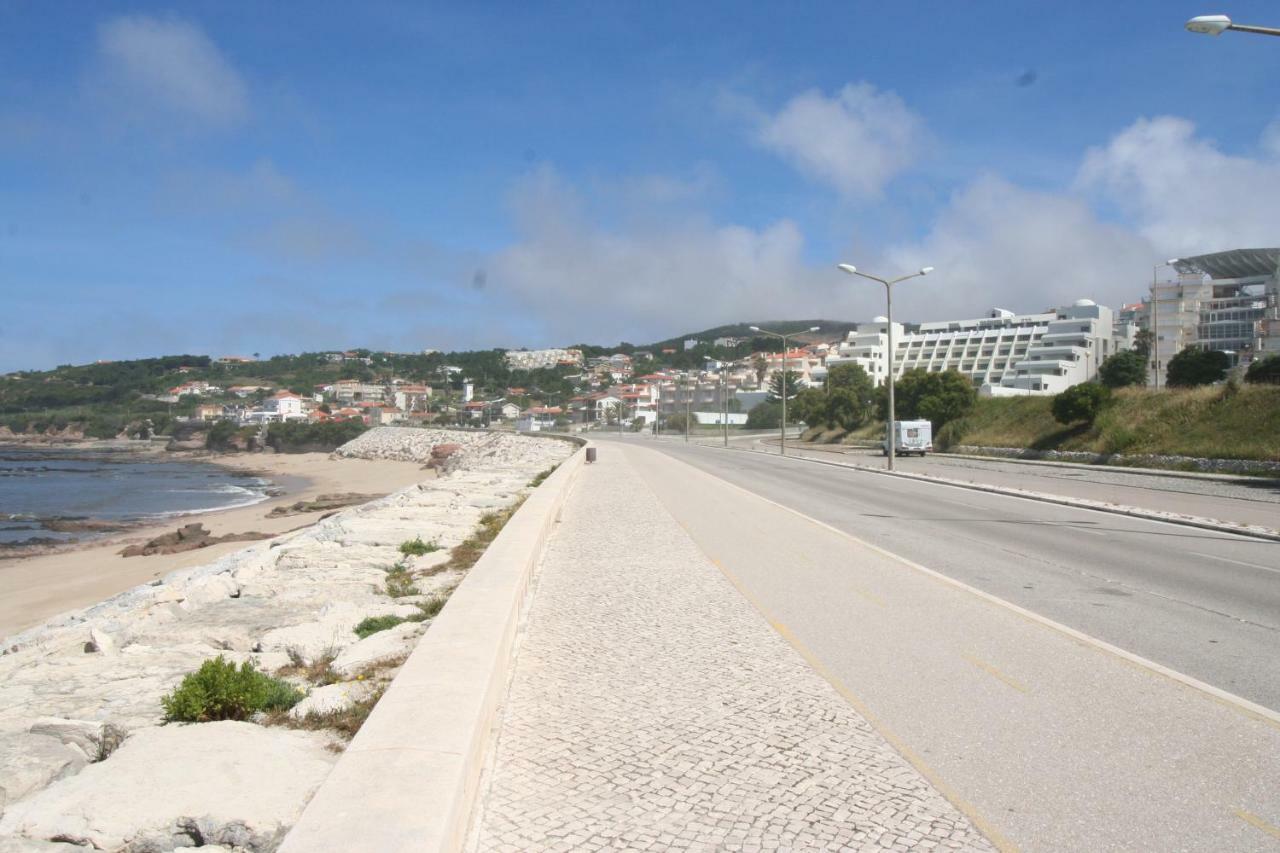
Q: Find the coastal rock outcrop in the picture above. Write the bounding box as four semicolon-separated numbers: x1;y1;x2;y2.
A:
0;427;573;848
0;722;335;851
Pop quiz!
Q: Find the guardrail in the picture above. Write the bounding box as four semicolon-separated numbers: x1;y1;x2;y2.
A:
280;444;587;852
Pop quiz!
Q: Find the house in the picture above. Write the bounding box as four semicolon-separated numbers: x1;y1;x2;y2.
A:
516;406;563;433
368;405;405;425
194;404;224;421
500;402;521;420
228;385;271;398
393;384;432;411
263;391;305;420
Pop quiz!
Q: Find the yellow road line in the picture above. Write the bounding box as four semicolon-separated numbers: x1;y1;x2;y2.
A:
1235;808;1280;840
962;653;1030;694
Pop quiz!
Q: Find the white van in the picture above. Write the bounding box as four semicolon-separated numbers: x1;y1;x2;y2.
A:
883;419;932;456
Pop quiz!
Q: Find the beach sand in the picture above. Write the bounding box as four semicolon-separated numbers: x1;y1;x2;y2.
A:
0;451;431;638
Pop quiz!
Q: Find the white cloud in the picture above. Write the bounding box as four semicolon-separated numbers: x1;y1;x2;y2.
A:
756;82;924;199
881;175;1154;320
1077;116;1280;254
97;15;248;128
488;167;853;344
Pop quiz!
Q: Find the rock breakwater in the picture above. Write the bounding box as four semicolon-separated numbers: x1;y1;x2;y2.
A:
0;428;573;851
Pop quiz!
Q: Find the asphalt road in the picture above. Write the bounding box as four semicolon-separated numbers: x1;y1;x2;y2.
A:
599;438;1280;850
610;436;1280;711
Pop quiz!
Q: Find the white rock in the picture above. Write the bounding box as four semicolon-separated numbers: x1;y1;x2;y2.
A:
288;682;375;720
85;626;116;655
331;622;422;678
179;574;240;611
26;719;111;762
0;722;335;851
0;734;86;820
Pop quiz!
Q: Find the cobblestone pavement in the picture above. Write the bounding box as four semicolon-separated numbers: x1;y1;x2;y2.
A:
471;450;993;852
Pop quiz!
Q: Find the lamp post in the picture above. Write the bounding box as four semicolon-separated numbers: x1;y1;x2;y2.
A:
836;263;934;471
1186;14;1280;37
684;377;691;442
749;325;820;456
1152;259;1180;390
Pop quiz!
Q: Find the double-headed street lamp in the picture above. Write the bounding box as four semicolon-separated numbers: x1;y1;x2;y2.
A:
837;263;934;471
1186;14;1280;37
749;325;820;456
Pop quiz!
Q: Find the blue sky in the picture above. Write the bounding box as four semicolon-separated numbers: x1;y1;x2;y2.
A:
5;1;1280;371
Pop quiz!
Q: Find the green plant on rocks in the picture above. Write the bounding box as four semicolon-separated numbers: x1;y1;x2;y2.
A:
354;614;406;639
383;561;420;598
161;655;303;723
398;536;440;557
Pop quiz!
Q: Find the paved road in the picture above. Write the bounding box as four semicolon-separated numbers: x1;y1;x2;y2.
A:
674;434;1280;531
610;436;1280;711
596;439;1280;851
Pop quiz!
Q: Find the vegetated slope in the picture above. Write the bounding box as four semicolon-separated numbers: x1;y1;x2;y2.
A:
938;385;1280;461
648;320;859;350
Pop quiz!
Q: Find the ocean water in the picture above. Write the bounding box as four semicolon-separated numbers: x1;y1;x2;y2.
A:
0;445;273;546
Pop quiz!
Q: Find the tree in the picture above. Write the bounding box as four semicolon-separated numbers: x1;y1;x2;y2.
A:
1098;350;1147;389
767;370;802;402
789;388;826;425
885;369;976;429
1133;329;1154;361
1165;348;1229;388
823;388;867;430
745;401;781;430
752;355;768;385
1052;383;1109;425
664;412;689;433
826;363;874;398
1245;354;1280;385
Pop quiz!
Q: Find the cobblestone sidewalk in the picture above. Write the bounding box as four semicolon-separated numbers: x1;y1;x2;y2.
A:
470;448;993;852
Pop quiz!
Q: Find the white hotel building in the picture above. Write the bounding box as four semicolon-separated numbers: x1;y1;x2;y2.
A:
825;299;1136;396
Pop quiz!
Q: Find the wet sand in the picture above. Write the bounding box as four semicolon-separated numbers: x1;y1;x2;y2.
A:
0;452;431;639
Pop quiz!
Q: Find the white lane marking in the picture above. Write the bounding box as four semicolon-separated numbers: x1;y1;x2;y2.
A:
1188;551;1280;575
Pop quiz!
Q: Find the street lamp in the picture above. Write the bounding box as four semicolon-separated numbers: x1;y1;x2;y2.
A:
1186;14;1280;37
1152;258;1180;390
749;324;820;456
836;263;934;471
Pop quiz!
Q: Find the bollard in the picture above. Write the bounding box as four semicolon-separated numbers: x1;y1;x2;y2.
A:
585;447;597;464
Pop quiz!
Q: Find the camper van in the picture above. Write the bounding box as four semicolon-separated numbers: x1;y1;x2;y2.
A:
883;419;932;456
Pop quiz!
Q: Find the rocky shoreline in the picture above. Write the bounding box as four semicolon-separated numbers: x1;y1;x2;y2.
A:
0;428;573;852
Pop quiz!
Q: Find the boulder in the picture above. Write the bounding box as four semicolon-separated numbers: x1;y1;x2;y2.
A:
288;682;375;720
0;722;335;851
26;718;120;763
0;734;87;821
330;622;422;678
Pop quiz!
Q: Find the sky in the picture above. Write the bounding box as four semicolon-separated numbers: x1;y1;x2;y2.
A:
5;1;1280;372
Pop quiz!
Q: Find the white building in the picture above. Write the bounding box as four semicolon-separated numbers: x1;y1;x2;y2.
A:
1152;249;1280;378
263;391;305;419
825;300;1134;396
504;348;583;370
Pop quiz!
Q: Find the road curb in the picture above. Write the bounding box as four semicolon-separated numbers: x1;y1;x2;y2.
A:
743;445;1280;543
280;445;587;853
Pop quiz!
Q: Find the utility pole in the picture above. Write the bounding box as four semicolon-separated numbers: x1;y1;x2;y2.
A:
684;377;691;442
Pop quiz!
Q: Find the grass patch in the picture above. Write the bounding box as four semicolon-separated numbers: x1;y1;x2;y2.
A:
265;686;387;745
162;655;303;723
353;614;406;639
383;561;420;597
406;596;447;622
442;500;524;574
276;651;340;686
527;465;558;488
398;536;440;557
941;385;1280;461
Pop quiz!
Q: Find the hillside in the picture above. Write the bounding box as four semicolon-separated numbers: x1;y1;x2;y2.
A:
647;319;859;350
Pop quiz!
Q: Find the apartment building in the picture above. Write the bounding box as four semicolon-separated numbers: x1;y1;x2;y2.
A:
504;348;584;370
826;300;1134;396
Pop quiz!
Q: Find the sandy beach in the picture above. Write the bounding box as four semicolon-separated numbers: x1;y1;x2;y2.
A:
0;451;431;638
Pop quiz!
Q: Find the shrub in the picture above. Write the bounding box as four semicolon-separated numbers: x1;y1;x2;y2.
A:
1246;354;1280;385
354;614;405;639
1052;383;1110;426
528;466;557;488
161;656;303;722
1165;348;1229;388
409;596;447;621
398;536;439;557
744;401;781;430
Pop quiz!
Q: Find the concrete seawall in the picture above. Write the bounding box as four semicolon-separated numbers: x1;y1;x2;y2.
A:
280;443;586;852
